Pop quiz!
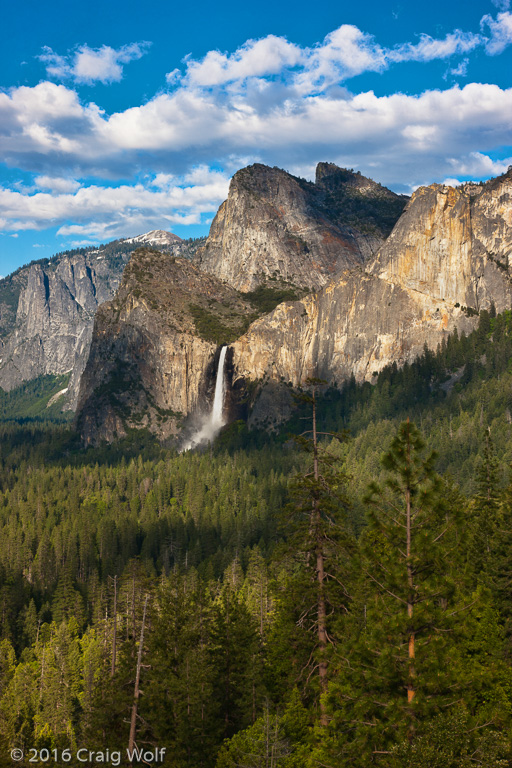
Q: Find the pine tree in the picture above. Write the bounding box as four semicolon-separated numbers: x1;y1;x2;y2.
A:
468;429;502;579
278;380;352;726
316;421;467;765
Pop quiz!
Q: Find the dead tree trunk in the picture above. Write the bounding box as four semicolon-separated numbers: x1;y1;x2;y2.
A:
128;594;149;760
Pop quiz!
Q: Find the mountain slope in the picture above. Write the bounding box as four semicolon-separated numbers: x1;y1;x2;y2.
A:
0;231;185;408
194;163;407;292
232;169;512;417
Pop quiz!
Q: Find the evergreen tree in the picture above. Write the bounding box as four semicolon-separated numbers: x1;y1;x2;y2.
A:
280;381;352;725
316;421;466;765
468;429;502;578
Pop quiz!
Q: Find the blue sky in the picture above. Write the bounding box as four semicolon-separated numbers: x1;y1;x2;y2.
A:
1;0;512;275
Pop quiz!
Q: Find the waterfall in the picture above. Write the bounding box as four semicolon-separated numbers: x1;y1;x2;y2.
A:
210;345;227;432
182;346;228;450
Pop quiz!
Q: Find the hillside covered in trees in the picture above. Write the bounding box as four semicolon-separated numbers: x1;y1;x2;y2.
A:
0;309;512;765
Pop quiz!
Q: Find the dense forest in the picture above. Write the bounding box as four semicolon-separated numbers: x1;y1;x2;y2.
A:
1;309;512;766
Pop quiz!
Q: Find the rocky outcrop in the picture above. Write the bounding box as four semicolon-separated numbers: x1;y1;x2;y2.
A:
371;177;512;309
0;231;184;408
232;169;512;394
232;271;475;390
75;166;512;445
75;248;256;445
195;163;407;292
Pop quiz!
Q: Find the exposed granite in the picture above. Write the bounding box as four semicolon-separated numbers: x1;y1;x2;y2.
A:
231;170;512;393
0;231;184;408
76;167;512;444
74;248;257;445
195;163;407;292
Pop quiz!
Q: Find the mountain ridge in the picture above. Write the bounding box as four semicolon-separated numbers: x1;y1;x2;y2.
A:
194;163;407;292
0;230;191;408
74;163;512;445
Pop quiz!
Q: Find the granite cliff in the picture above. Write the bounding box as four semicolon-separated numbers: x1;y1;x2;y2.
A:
195;163;407;292
0;231;185;408
75;165;512;444
75;248;258;445
232;169;512;425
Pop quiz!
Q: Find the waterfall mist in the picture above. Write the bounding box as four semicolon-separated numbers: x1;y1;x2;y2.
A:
182;346;228;451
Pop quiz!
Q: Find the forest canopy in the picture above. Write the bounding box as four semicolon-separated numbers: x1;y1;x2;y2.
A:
0;308;511;766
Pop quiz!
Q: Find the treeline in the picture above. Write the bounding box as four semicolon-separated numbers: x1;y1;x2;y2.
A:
0;420;511;766
1;308;512;764
0;375;71;424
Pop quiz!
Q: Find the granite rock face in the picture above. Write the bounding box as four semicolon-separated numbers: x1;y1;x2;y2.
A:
232;169;512;392
0;231;183;407
195;163;407;292
0;252;128;408
371;177;512;309
75;248;256;445
232;271;475;389
75;166;512;444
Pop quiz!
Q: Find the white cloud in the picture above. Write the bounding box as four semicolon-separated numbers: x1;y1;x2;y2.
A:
0;79;512;215
492;0;510;10
39;42;151;85
183;36;302;87
389;30;483;63
482;11;512;54
0;167;230;240
447;151;512;177
170;20;498;98
292;26;386;94
442;178;464;187
0;19;511;242
446;58;469;78
34;176;80;193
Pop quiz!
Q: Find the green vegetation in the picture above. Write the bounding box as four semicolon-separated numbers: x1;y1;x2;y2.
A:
0;374;72;423
190;285;303;343
0;278;23;315
321;182;408;236
189;302;249;344
0;273;26;338
245;284;301;314
1;309;512;764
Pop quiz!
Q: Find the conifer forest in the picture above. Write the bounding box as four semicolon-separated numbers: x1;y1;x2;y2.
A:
2;309;512;767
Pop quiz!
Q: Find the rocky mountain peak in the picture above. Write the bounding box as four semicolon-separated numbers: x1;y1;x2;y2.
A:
122;230;183;248
195;162;407;293
315;163;399;200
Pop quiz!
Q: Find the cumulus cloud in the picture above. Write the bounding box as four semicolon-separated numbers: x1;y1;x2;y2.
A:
1;17;512;241
1;78;512;214
292;25;386;94
0;167;230;240
170;17;506;96
481;11;512;54
184;35;302;87
39;42;151;84
34;176;80;193
447;151;512;177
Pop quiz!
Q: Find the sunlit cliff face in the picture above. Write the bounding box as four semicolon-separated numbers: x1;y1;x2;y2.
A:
76;167;512;445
